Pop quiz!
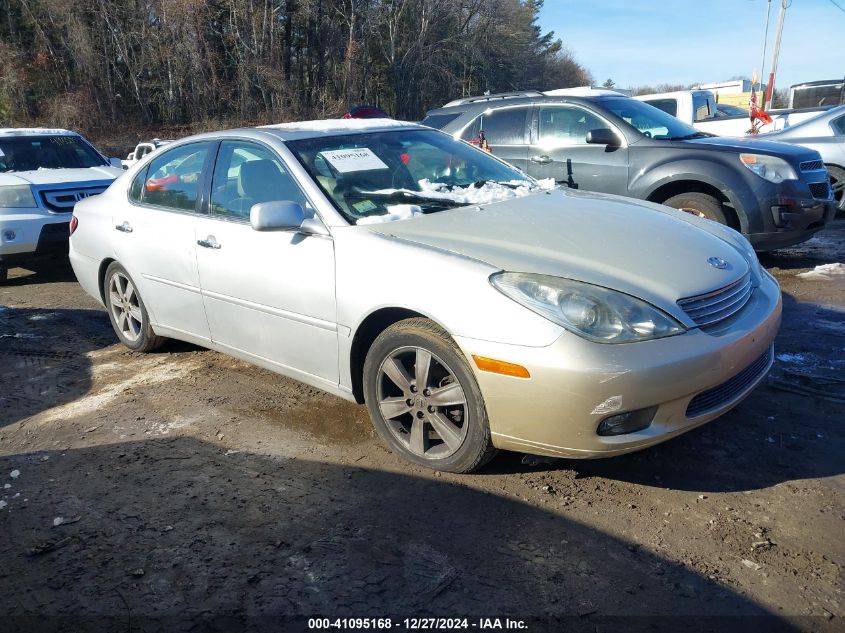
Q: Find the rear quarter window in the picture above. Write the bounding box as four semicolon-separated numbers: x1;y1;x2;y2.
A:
420;112;461;130
643;99;678;117
832;115;845;136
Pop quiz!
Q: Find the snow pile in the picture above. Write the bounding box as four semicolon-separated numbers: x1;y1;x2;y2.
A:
357;204;423;225
261;119;412;133
797;263;845;281
416;178;555;204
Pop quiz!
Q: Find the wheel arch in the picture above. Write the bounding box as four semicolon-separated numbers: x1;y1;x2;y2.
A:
645;179;742;230
349;307;453;404
97;257;116;304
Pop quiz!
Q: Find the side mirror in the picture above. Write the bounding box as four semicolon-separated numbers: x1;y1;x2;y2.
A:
109;157;124;168
250;200;306;231
585;128;620;146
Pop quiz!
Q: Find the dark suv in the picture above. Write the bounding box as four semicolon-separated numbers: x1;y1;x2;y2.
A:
422;89;835;251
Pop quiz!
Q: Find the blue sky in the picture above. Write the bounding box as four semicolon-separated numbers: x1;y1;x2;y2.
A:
538;0;845;90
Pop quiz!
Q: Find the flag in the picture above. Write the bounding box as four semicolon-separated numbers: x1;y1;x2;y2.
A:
749;87;773;127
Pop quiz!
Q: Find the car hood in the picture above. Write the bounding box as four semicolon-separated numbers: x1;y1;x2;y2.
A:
363;188;750;313
679;135;819;161
1;166;123;186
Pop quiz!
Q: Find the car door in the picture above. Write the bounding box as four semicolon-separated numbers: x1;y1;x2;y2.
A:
525;103;629;195
112;141;213;341
194;140;338;384
459;106;530;172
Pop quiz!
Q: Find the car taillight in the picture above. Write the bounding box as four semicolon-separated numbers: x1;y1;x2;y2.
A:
69;215;79;236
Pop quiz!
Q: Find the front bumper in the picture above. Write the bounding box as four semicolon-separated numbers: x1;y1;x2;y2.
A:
743;177;835;251
0;210;71;265
455;270;782;459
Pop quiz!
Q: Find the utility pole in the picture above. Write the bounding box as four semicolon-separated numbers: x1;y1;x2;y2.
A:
759;0;772;93
765;0;789;110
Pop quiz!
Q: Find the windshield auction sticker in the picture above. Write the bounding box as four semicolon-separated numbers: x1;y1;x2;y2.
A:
320;148;389;173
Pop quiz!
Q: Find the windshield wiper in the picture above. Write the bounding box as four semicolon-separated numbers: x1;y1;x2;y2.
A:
345;190;466;208
666;132;712;140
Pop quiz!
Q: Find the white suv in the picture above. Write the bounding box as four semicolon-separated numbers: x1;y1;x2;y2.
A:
0;128;123;281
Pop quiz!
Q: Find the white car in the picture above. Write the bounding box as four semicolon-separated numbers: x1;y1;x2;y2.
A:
69;120;780;472
0;128;123;281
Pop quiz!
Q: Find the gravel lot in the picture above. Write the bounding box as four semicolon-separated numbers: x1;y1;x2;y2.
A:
1;220;843;632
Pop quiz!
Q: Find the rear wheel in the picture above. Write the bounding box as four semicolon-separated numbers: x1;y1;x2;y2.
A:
663;192;728;225
826;165;845;213
363;318;497;473
103;262;165;352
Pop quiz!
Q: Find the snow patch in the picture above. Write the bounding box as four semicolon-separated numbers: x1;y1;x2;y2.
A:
415;178;555;205
356;204;423;225
10;470;20;479
776;352;808;365
261;118;413;134
797;263;845;280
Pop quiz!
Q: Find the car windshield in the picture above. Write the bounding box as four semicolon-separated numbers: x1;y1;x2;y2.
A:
286;128;551;224
601;98;707;140
0;135;106;172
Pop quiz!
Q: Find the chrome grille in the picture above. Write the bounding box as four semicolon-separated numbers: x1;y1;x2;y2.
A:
39;186;107;213
799;159;824;171
808;181;831;199
678;272;753;328
686;347;773;418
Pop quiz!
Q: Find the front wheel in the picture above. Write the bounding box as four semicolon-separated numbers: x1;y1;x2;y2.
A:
103;262;165;352
826;165;845;214
663;192;728;225
363;318;497;473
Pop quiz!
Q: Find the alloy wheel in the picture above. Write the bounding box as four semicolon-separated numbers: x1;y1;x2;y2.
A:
376;346;469;460
108;271;143;343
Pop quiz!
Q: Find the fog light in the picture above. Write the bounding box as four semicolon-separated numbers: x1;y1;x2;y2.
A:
2;229;15;241
597;406;657;436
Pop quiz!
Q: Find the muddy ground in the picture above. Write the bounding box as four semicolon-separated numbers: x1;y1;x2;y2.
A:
1;221;843;633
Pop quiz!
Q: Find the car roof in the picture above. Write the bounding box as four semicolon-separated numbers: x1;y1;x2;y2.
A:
0;128;78;137
255;118;422;141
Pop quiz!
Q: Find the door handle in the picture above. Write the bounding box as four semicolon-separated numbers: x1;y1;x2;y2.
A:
530;155;552;164
114;221;133;233
197;236;221;250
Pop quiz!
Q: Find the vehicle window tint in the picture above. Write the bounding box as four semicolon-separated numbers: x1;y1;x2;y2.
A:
460;108;528;145
141;142;210;211
538;106;610;145
210;141;307;219
832;115;845;135
645;99;678;117
693;93;712;122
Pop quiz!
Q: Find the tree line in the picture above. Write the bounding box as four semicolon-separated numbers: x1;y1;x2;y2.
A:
0;0;592;133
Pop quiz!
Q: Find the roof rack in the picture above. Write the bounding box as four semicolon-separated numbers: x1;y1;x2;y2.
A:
443;91;544;108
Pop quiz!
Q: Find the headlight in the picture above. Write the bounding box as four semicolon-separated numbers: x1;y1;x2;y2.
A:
739;154;797;183
0;185;37;208
490;272;685;343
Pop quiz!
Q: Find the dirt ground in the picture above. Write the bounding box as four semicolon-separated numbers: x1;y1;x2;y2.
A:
1;221;844;633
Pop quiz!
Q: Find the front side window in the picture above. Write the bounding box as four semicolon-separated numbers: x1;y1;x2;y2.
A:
0;135;106;172
460;107;529;146
537;106;611;146
210;141;308;219
140;142;210;211
287;128;544;225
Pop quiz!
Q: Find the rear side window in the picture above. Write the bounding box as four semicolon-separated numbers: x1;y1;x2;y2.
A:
138;142;211;211
420;112;461;130
832;115;845;135
461;107;529;145
644;99;678;117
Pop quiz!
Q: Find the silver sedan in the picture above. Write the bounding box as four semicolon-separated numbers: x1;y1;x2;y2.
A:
761;105;845;211
69;120;781;472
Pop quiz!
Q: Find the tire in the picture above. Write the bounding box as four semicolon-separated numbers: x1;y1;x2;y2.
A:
103;262;165;352
826;165;845;214
663;192;728;225
363;317;497;473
